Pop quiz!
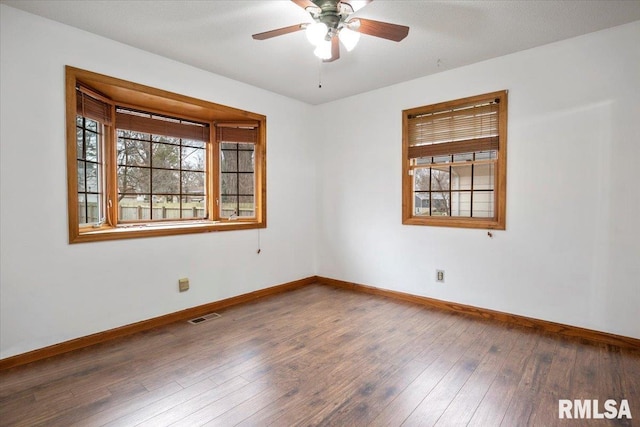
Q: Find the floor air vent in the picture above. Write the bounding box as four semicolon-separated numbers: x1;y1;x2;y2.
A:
188;312;221;325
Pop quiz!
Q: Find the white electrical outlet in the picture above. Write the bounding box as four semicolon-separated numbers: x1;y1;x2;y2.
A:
436;270;445;283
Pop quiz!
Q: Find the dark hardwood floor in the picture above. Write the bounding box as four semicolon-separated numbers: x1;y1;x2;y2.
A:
1;284;638;426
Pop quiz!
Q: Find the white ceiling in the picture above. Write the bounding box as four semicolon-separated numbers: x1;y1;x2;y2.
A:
4;0;640;105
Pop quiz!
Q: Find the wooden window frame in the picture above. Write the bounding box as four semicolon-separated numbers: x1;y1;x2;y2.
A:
402;90;508;229
66;66;266;243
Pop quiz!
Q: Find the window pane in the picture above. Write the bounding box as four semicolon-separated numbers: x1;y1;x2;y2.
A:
182;147;204;171
152;143;180;169
85;119;97;132
86;193;101;223
118;166;150;194
451;191;471;217
119;197;151;221
85;162;99;192
238;149;254;172
473;163;494;190
414;168;430;191
221;150;237;172
475;150;496;160
182;171;205;194
453;153;473;162
85;131;98;162
181;196;206;218
138;205;152;220
151;197;174;219
472;190;494;217
118;138;150;167
152;169;180;194
451;165;472;191
164;201;182;219
414;192;430;216
432;155;451;164
221;173;237;195
239;196;254;217
431;167;450;191
221;143;237;150
76;127;83;158
221;195;237;217
431;192;450;216
77;161;86;192
78;194;87;224
239;173;254;195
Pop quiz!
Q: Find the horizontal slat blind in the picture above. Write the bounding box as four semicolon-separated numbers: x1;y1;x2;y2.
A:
407;100;499;158
408;137;498;158
216;124;258;143
76;87;112;125
115;109;209;142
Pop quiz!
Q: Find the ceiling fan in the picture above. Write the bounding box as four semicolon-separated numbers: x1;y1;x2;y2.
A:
252;0;409;62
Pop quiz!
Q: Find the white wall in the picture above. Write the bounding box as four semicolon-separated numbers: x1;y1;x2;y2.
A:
0;5;316;359
315;21;640;339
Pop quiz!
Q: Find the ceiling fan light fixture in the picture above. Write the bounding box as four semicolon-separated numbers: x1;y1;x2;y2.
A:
306;22;328;46
339;27;360;51
313;38;332;59
253;1;410;63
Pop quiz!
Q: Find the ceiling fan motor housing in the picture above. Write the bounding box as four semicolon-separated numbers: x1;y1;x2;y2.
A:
309;0;354;35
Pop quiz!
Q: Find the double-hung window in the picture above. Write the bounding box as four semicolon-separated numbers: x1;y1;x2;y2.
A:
402;91;508;229
67;66;266;243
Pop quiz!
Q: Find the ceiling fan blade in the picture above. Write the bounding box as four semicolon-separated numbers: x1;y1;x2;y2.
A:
341;0;373;12
324;36;340;62
252;24;305;40
291;0;317;10
349;18;409;42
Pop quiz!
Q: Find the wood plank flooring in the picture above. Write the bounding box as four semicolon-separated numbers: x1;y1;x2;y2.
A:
1;284;638;426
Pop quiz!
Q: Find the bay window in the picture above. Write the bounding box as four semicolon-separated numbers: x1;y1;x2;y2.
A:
66;66;266;243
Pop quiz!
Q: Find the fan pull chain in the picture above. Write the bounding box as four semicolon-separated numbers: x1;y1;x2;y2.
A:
318;60;323;89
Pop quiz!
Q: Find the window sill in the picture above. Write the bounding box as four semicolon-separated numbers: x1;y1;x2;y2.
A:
403;216;505;230
71;220;265;244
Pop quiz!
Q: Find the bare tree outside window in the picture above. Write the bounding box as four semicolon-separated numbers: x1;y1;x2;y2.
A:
116;127;206;221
